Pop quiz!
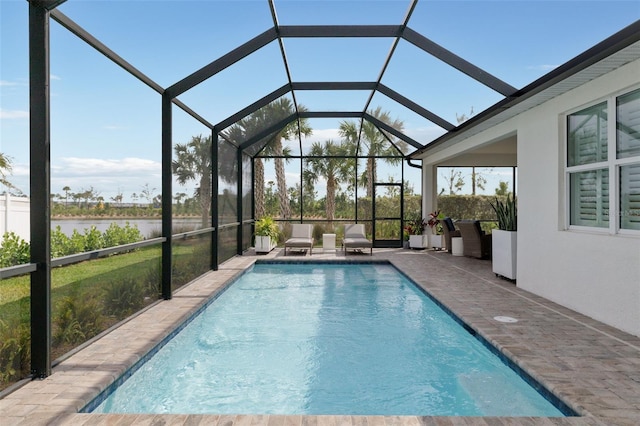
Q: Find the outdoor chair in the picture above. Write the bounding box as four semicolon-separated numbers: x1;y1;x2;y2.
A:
342;224;373;255
284;224;314;256
456;220;492;259
442;217;461;254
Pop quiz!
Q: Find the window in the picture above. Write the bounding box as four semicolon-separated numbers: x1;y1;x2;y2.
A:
567;88;640;232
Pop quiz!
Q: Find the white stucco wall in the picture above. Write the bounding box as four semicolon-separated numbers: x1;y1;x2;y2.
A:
420;58;640;336
517;60;640;336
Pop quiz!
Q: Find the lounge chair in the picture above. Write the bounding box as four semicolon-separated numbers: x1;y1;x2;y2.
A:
456;220;492;259
442;217;461;254
284;224;314;256
342;224;372;255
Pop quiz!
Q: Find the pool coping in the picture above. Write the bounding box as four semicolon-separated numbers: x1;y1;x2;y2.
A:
2;248;640;425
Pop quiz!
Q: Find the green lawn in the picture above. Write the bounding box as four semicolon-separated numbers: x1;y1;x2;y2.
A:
0;246;162;306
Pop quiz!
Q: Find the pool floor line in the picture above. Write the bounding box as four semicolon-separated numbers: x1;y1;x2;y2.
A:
2;248;640;425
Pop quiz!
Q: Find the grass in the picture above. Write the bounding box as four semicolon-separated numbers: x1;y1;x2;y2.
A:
0;246;162;306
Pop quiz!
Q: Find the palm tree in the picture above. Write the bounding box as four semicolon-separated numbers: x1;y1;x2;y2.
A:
0;152;17;191
62;186;71;206
225;98;312;220
172;134;212;227
304;140;353;224
260;99;312;220
339;107;406;200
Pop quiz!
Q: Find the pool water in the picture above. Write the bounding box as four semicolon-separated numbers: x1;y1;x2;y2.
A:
91;262;566;416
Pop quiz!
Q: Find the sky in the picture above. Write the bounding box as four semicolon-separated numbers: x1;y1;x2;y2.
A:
1;0;639;202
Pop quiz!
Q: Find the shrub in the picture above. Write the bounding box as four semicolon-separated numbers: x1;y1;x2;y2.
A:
83;226;104;251
0;319;30;388
102;277;146;318
53;296;103;346
0;232;30;267
103;222;143;247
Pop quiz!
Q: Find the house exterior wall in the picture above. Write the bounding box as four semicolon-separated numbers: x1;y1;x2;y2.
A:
421;58;640;336
517;59;640;336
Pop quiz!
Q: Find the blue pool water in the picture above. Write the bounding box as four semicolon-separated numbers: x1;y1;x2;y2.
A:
91;262;567;416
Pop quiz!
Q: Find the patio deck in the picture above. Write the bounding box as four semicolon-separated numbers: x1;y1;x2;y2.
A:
2;248;639;425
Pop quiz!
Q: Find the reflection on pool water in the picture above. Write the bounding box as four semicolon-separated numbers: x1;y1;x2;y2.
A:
89;261;568;416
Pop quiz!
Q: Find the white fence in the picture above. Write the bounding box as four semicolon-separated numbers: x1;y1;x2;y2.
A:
0;194;30;241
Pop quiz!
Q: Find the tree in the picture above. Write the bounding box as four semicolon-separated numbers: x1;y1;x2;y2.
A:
140;183;156;210
339;107;406;202
441;168;464;195
172;134;212;227
456;106;474;124
470;167;488;195
62;186;71;206
304;140;353;224
224;98;312;220
495;181;510;196
0;152;18;193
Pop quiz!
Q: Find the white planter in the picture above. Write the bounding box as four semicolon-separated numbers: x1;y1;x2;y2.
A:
429;234;443;249
409;234;428;249
255;235;275;253
492;230;517;280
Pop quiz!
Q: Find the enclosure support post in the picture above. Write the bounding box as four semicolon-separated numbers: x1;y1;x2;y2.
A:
212;131;219;270
236;148;243;255
161;93;173;300
29;1;51;378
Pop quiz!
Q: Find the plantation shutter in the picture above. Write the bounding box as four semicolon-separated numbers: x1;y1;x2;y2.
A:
620;164;640;230
568;102;609;227
568;102;608;166
617;89;640;230
617;88;640;159
570;169;609;227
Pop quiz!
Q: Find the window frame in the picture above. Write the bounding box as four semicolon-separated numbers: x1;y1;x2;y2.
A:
564;85;640;236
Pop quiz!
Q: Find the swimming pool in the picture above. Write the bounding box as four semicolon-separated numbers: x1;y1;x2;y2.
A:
87;261;569;416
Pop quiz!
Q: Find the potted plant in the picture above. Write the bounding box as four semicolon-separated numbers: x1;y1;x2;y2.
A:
427;210;445;250
490;195;517;280
406;216;428;249
254;217;279;253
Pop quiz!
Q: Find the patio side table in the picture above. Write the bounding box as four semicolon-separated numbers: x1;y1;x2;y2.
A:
451;237;464;256
323;233;336;252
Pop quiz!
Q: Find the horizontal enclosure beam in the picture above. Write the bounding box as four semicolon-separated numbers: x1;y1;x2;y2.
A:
279;25;403;38
300;111;363;118
292;82;377;91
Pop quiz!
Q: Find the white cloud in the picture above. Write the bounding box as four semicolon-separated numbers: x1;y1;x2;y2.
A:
53;157;160;177
0;109;29;119
50;74;61;81
527;64;558;72
0;80;21;87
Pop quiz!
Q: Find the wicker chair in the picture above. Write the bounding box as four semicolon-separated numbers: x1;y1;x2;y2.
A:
442;217;461;254
456;220;492;259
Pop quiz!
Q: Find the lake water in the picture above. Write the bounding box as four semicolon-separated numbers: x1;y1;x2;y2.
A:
51;218;202;238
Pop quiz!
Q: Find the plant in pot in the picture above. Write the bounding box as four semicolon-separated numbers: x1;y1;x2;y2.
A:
427;210;445;250
489;195;517;280
406;216;428;249
254;217;279;253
